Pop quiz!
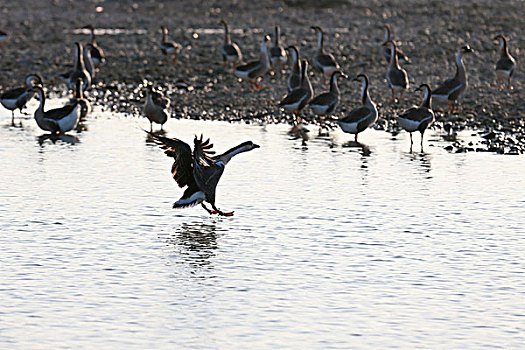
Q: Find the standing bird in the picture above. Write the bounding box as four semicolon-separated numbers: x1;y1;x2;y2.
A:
311;26;340;84
279;59;313;119
143;86;169;132
0;30;7;49
0;74;43;125
384;41;409;102
30;85;81;134
234;35;271;90
397;84;435;152
286;45;302;92
269;25;287;73
147;133;260;216
220;20;242;69
309;71;346;133
159;26;182;65
71;78;90;120
432;45;473;114
337;74;378;143
381;25;411;64
60;42;91;92
83;24;106;68
494;34;516;89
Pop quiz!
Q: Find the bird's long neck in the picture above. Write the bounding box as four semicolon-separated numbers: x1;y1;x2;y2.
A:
162;29;168;43
223;23;230;44
454;51;466;81
420;86;432;109
90;28;96;45
83;47;94;77
292;54;300;76
329;73;340;95
499;37;509;59
384;26;391;43
75;80;84;99
260;40;269;67
388;43;399;69
274;26;280;46
219;143;252;165
361;79;373;107
301;63;313;97
75;44;86;71
35;88;46;114
317;30;324;52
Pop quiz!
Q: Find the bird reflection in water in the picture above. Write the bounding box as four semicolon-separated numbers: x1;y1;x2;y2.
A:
406;151;432;176
166;221;220;270
37;133;79;146
144;129;167;145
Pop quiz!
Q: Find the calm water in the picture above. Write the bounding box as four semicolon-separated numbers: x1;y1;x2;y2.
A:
1;103;524;349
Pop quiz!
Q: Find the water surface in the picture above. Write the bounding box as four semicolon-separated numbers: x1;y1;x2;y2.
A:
1;106;524;349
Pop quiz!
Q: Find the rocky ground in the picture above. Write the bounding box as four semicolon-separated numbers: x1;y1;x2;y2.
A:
0;0;523;153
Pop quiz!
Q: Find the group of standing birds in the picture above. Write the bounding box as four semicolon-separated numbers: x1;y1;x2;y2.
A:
211;22;516;151
0;22;518;215
1;25;106;132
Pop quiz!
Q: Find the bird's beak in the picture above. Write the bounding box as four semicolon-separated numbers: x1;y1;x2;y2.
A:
253;144;260;149
340;72;349;79
352;76;360;82
415;87;421;92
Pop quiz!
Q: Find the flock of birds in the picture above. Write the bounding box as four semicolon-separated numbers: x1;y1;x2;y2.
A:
0;23;518;215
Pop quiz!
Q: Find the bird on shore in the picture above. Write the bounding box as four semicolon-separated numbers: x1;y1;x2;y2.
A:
234;35;271;90
286;45;302;92
279;59;313;119
0;30;7;49
83;24;106;68
220;20;242;69
269;25;287;73
309;70;346;134
143;86;169;132
397;84;435;152
30;85;81;133
311;26;340;84
160;26;182;65
494;34;516;89
71;78;90;120
0;74;43;125
147;132;260;216
384;41;409;102
59;42;91;92
337;74;378;143
381;25;411;64
432;45;473;114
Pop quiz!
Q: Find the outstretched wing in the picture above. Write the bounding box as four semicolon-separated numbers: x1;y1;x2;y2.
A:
192;135;224;204
147;131;194;188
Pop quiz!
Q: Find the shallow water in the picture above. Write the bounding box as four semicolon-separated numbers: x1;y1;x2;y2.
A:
1;104;524;349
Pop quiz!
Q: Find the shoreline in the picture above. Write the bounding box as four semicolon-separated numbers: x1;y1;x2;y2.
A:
0;0;523;153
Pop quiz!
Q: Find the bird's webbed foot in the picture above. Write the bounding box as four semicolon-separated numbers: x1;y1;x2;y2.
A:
201;203;218;215
212;204;234;216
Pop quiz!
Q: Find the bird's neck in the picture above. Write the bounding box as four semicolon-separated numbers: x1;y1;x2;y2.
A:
384;27;390;43
162;30;168;43
499;38;509;59
219;143;251;165
290;49;300;74
329;74;339;95
74;45;86;71
90;29;96;45
35;88;46;114
274;26;280;46
260;40;269;67
75;81;84;99
388;44;399;69
361;79;373;107
317;31;324;52
420;87;432;109
223;24;230;44
454;52;466;81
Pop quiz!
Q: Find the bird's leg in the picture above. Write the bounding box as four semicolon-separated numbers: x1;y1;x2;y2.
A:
11;111;15;126
420;131;425;152
212;204;234;216
354;133;358;143
172;56;177;65
232;62;236;69
201;203;218;215
150;121;153;133
507;77;512;89
410;132;413;148
391;89;396;103
249;80;256;91
449;102;455;114
399;90;404;102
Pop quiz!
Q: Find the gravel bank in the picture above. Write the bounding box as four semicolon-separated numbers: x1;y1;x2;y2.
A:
0;0;523;153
